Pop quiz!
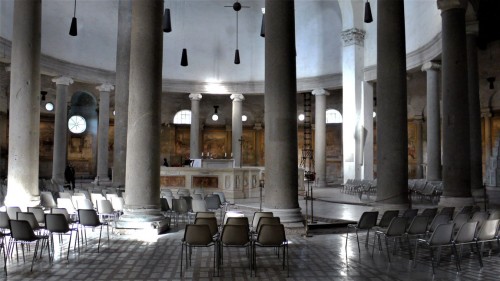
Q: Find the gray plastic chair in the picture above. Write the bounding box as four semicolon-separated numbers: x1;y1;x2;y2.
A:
414;222;457;274
78;209;108;253
253;224;288;277
180;224;217;277
346;211;379;252
9;219;50;271
372;217;407;262
45;213;79;260
220;224;251;272
473;219;500;268
452;221;479;271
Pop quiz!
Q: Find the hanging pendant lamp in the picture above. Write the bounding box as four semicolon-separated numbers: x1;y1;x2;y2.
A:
69;0;78;36
234;49;240;64
364;0;373;23
163;8;172;33
260;8;265;37
181;48;188;67
225;1;249;64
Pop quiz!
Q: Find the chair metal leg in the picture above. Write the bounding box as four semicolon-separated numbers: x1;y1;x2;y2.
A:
430;247;435;275
355;230;360;252
385;237;391;262
475;241;484;268
180;243;184;277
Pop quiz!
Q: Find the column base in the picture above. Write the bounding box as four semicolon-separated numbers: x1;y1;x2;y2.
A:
115;209;170;234
439;196;474;208
262;207;304;224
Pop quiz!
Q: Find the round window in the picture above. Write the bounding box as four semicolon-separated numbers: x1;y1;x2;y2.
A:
68;115;87;134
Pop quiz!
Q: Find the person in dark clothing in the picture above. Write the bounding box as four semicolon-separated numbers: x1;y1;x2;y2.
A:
163;158;169;167
64;163;76;190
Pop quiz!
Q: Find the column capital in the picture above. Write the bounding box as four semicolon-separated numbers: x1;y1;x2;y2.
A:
413;114;424;122
340;28;365;47
189;93;202;101
52;76;74;86
312;88;329;96
230;93;245;102
96;83;115;92
481;108;492;118
437;0;467;12
421;61;441;72
466;21;479;35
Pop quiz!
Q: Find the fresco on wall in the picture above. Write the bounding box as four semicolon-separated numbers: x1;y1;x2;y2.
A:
174;128;190;162
39;121;54;160
242;130;256;165
192;176;218;188
161;176;186;187
407;122;417;163
202;130;227;159
326;124;342;160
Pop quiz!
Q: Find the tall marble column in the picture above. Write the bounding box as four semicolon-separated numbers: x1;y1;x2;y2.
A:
5;0;41;207
467;22;482;190
438;0;472;202
341;28;365;181
96;83;114;181
414;115;424;178
312;88;328;187
189;93;202;159
422;62;442;181
362;81;374;180
117;0;167;231
51;76;74;184
376;0;408;204
231;94;244;167
264;0;302;223
113;0;132;188
483;109;492;167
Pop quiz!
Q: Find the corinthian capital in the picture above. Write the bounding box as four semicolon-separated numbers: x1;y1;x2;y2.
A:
340;28;366;47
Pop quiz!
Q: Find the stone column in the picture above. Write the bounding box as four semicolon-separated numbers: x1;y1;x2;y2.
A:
483;110;492;166
51;76;74;184
5;0;41;208
341;28;365;181
414;115;424;178
96;83;114;181
117;0;167;232
113;0;132;188
467;22;482;191
264;0;302;223
422;62;442;181
438;0;472;203
254;122;263;166
312;88;328;187
231;94;245;167
189;93;202;159
376;0;408;204
362;81;374;180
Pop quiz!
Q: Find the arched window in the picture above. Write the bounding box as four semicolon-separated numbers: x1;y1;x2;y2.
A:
173;110;192;124
326;109;342;124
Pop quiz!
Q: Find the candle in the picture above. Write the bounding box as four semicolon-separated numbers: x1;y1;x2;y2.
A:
201;152;204;157
224;152;227;158
231;152;233;158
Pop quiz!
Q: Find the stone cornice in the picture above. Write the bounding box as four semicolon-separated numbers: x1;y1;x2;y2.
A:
340;28;366;47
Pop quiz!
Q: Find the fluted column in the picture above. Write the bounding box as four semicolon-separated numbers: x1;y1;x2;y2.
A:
467;22;482;190
376;0;408;203
113;0;132;188
422;62;442;181
5;0;41;208
117;0;167;231
312;88;328;187
264;0;302;223
51;76;74;184
231;94;244;167
96;83;114;181
438;0;472;202
189;93;202;159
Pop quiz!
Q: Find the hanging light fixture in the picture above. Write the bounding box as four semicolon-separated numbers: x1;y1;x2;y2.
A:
212;106;219;121
260;8;265;37
69;0;78;36
40;91;47;101
487;77;496;90
226;1;249;64
163;8;172;33
364;0;373;23
180;48;188;66
180;0;188;66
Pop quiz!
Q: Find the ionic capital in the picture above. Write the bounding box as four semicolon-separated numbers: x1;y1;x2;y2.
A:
312;88;329;96
340;28;366;47
230;94;245;102
96;83;114;92
421;62;441;72
437;0;467;12
466;21;479;35
52;76;74;86
189;93;202;101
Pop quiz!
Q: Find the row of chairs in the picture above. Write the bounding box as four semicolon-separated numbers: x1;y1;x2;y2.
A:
180;211;288;277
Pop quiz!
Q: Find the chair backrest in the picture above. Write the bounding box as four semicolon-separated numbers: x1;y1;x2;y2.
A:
401;209;418;220
205;195;221;210
40;191;57;208
177;188;190;196
78;209;100;227
27;207;46;224
226;217;249;226
256;216;281;233
421;208;438;220
194;217;219;237
71;194;86;208
0;212;10;229
16;212;40;230
172;198;189;214
59;192;72;199
160;198;170;212
439;207;455;220
223;211;245;224
378;210;399;228
488;210;500;220
252;212;274;229
76;198;94;210
386;217;407;236
458;205;474;216
183;224;213;246
470;211;489;229
221;224;250;246
181;196;193;212
57;198;77;214
428;222;454;246
6;206;22;220
111;197;125;211
454;221;478;243
407;215;430;235
213;192;227;204
97;199;114;215
90;193;106;207
105;193;119;201
428;214;450;232
45;213;70;233
452;213;470;232
357;211;379;229
191;199;208;212
256;224;286;246
51;208;71;222
195;212;216;219
192;194;203;200
9;219;37;241
476;219;500;241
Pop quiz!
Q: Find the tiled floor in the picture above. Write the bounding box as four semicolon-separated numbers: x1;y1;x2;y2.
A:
2;188;500;280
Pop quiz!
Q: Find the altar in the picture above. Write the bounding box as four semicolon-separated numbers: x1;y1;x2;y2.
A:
191;159;235;168
160;166;305;200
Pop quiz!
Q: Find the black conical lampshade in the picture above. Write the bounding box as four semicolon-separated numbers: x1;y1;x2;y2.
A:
260;14;265;37
163;8;172;33
364;1;373;23
181;48;188;67
69;17;78;36
234;49;240;64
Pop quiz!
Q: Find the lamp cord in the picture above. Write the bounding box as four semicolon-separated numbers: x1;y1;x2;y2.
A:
236;11;239;49
73;0;77;17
